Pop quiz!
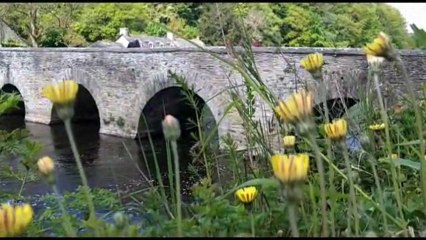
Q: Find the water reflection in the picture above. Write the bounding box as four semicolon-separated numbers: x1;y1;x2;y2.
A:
0;115;196;196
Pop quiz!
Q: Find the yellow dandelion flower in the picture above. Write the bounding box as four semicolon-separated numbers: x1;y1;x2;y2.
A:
283;135;296;148
363;32;394;61
271;154;309;184
324;118;348;141
275;89;314;125
37;156;55;175
0;203;33;237
235;186;258;204
300;53;324;75
369;123;385;131
42;80;79;105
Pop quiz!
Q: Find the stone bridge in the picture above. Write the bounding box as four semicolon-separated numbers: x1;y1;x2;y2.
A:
0;47;425;150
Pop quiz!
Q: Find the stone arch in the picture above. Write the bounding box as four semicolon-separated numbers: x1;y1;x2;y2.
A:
137;86;218;142
134;72;220;149
136;85;220;176
314;97;359;121
0;83;26;117
50;83;101;131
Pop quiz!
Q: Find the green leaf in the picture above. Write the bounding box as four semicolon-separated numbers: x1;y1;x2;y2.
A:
396;140;422;146
395;159;421;170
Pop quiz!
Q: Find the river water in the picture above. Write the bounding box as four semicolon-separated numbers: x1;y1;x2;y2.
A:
0;115;197;197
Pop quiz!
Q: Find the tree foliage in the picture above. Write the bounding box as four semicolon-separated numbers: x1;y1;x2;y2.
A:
0;3;414;48
410;24;426;50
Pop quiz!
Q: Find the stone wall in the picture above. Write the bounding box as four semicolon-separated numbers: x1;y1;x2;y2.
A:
0;47;424;149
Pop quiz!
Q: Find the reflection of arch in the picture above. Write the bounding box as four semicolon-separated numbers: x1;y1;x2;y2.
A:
49;83;100;165
314;97;359;121
49;121;100;165
0;83;25;116
136;86;218;144
50;84;100;131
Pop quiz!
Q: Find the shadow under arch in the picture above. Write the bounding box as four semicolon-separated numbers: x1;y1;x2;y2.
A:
0;84;26;131
136;86;219;177
49;84;101;165
313;97;359;121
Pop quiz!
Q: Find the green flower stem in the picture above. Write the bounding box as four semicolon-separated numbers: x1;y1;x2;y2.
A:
288;200;300;237
340;141;359;236
314;149;404;228
308;181;319;237
194;102;211;183
142;114;174;219
325;140;336;237
171;140;182;237
166;140;176;208
304;135;403;228
395;56;426;210
300;202;309;234
17;169;29;199
250;209;255;237
52;184;77;237
367;156;389;234
318;76;337;237
63;119;97;225
372;73;405;222
306;131;328;237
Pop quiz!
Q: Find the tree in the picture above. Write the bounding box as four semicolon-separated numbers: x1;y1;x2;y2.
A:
410;24;426;49
73;3;151;42
0;3;50;47
376;4;410;49
0;3;413;48
198;3;242;45
41;3;85;47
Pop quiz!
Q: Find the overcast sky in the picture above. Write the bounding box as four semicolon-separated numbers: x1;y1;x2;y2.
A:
387;3;426;32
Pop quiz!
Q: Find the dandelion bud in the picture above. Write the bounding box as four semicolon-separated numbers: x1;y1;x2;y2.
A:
162;115;181;141
113;211;128;229
393;103;404;116
364;231;378;237
37;156;55;175
283;135;296;148
235;186;258;204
